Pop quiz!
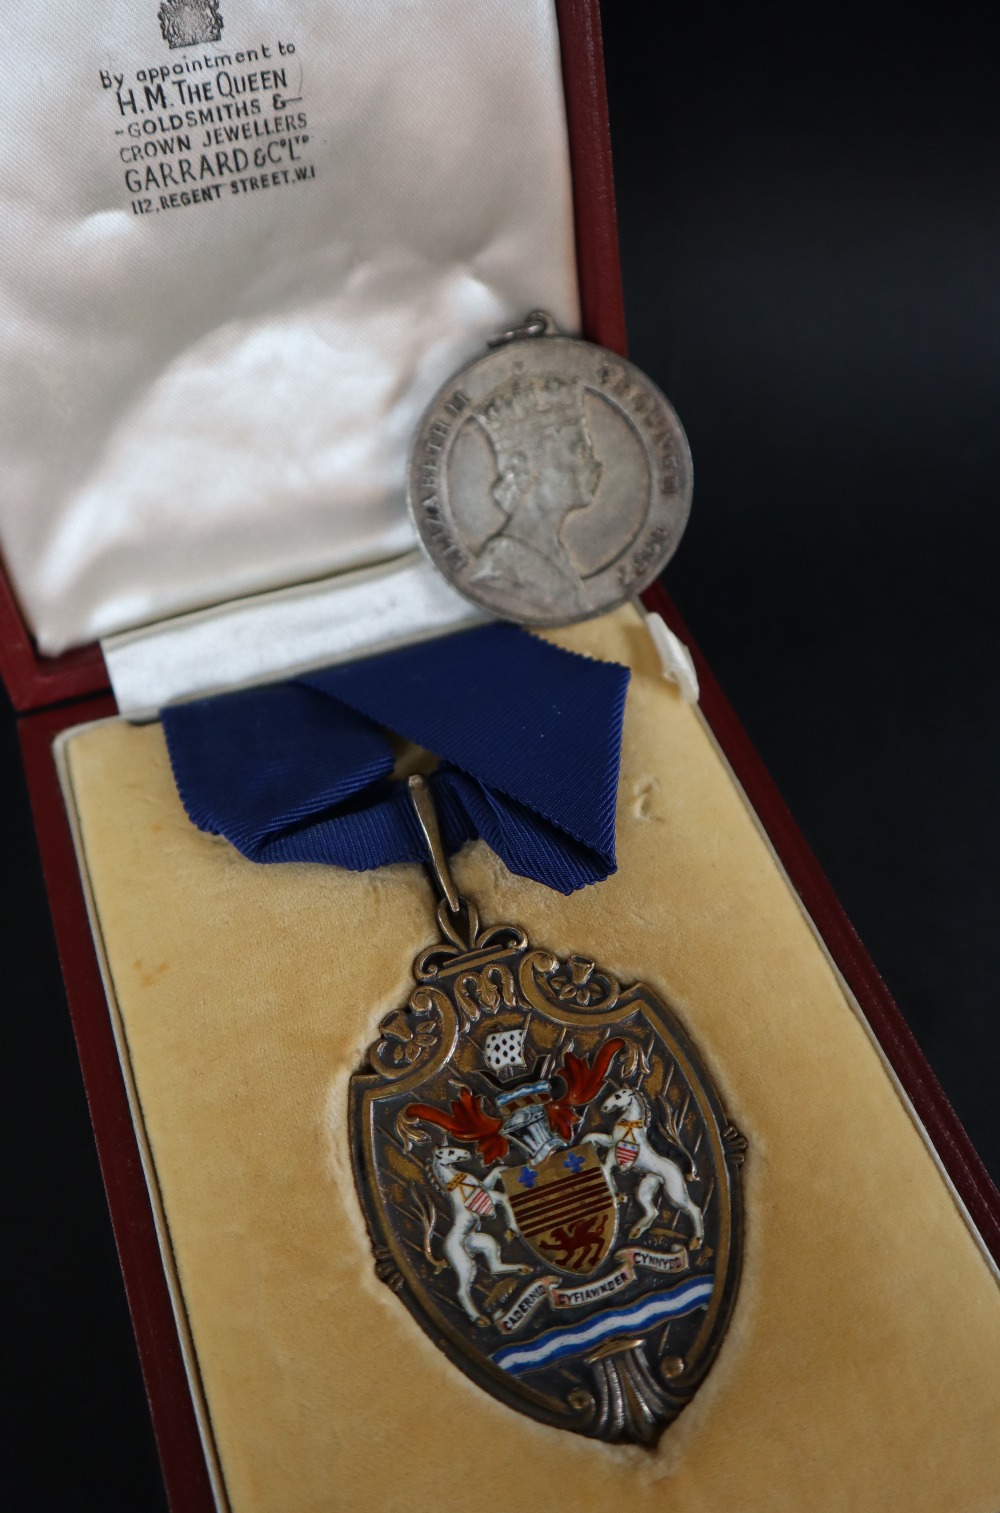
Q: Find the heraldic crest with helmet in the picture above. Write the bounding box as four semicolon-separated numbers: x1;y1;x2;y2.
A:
350;899;745;1445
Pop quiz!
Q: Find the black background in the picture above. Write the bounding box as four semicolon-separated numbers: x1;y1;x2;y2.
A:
2;8;998;1508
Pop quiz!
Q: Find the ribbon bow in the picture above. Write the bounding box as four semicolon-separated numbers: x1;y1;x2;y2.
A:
161;623;630;895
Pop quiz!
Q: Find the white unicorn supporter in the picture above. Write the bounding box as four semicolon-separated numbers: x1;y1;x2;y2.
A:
427;1146;530;1325
584;1088;704;1247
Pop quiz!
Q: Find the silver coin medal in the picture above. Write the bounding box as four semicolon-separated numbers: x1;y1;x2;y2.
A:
407;312;693;626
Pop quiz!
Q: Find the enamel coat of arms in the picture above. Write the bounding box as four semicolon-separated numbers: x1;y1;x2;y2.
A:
350;902;745;1445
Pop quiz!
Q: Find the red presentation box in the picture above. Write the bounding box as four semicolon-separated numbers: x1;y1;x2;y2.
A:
3;4;998;1508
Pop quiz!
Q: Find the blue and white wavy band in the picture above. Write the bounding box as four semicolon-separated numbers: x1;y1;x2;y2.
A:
492;1275;715;1377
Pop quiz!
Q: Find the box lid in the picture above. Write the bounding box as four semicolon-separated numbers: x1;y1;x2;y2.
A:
0;0;624;712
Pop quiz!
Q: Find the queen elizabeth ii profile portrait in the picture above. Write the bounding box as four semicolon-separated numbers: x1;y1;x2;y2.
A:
470;371;603;617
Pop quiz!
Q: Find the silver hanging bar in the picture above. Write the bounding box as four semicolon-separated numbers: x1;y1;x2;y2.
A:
407;774;461;914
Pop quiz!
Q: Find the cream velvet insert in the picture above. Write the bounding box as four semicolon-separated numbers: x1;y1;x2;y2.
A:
61;607;1000;1513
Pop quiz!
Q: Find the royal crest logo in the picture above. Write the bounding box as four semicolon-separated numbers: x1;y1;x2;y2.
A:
158;0;223;49
350;900;746;1444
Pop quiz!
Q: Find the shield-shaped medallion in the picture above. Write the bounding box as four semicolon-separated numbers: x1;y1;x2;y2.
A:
350;898;746;1446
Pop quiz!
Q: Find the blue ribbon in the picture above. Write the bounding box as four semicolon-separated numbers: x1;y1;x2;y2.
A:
161;624;630;895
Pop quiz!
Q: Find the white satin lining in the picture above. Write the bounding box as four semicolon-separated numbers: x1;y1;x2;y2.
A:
644;611;700;703
0;0;579;659
102;551;486;718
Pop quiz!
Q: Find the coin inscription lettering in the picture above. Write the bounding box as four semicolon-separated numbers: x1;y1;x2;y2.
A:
407;315;694;626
